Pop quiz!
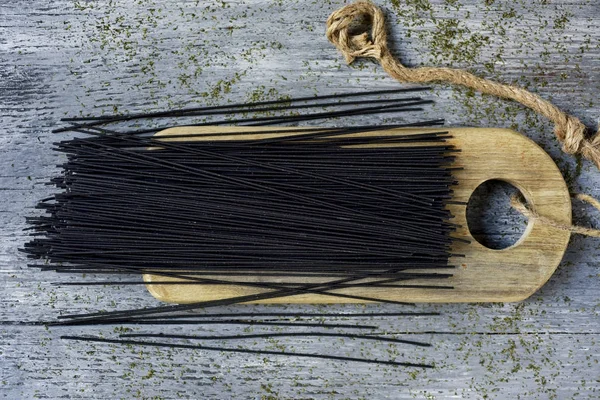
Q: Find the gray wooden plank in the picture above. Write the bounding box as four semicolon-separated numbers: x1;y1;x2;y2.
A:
1;326;598;399
1;0;600;398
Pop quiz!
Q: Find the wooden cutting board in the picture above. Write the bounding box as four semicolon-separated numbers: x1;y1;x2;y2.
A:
143;127;571;304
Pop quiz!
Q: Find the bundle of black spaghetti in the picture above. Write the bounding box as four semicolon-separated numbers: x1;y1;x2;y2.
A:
22;88;459;369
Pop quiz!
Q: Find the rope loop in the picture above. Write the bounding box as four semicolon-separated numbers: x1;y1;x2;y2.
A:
326;0;388;63
511;193;600;238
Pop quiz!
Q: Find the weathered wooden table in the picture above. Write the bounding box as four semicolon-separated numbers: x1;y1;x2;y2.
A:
1;1;599;399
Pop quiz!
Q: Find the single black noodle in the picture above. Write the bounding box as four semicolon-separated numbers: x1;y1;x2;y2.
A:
22;87;461;369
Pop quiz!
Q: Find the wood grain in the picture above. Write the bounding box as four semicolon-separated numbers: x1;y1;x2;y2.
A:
144;126;571;303
2;0;599;398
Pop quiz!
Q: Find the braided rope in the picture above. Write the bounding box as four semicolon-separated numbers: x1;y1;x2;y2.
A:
326;0;600;169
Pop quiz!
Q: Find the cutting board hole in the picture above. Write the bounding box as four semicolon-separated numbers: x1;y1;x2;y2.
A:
466;180;529;250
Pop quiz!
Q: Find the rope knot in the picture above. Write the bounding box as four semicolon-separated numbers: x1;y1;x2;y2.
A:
554;115;600;169
326;0;389;64
580;130;600;170
556;114;587;154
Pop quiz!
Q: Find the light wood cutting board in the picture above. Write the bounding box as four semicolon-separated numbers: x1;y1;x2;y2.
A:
143;127;571;304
